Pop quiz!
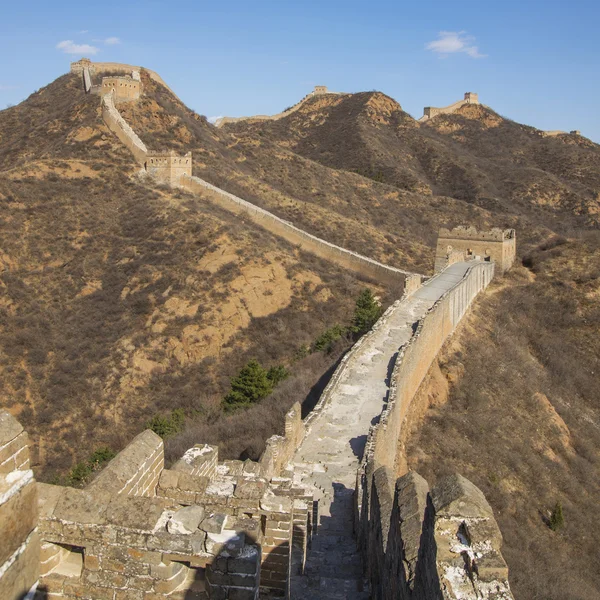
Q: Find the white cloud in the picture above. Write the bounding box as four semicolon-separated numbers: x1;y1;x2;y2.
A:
56;40;99;55
207;116;223;124
426;31;486;59
104;37;120;45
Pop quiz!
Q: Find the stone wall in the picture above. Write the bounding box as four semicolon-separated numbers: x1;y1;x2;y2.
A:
363;467;514;599
180;174;420;289
0;411;40;600
435;226;516;274
215;86;346;128
351;261;517;598
101;92;148;162
87;430;164;498
0;400;313;599
420;92;480;122
70;59;178;101
365;261;494;477
95;62;422;295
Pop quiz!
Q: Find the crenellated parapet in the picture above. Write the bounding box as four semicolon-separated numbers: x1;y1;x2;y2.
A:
435;226;516;273
1;402;311;600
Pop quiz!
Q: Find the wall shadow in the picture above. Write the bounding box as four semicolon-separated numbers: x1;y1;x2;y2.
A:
301;351;348;418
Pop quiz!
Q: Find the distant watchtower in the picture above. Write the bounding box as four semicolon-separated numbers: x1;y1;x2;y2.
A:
145;151;192;185
70;57;93;74
464;92;479;104
313;86;329;95
435;226;516;274
100;75;142;102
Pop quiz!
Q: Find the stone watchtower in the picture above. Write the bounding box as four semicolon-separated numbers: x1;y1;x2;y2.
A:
313;86;329;95
435;226;516;273
70;57;93;74
145;151;193;185
464;92;479;104
100;75;142;102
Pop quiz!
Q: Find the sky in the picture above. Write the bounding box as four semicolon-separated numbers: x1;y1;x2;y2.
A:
1;0;599;142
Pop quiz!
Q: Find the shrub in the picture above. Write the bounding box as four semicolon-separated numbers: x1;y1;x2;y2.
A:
549;501;564;531
147;409;185;438
313;324;346;353
88;447;116;467
352;288;382;334
224;360;274;409
66;446;117;486
267;365;289;386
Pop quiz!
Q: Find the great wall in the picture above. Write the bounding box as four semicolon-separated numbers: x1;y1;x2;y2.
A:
1;60;519;600
214;86;346;128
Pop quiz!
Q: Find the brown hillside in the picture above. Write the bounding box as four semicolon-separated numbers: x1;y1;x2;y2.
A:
406;235;600;599
1;67;599;598
0;74;381;479
226;91;600;227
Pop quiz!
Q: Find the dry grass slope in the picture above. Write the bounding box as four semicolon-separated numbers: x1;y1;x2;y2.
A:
407;235;600;599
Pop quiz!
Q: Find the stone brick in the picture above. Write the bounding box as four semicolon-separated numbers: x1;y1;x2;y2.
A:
106;495;171;531
0;474;37;565
53;487;109;526
200;513;226;534
167;504;205;534
84;553;100;571
125;575;155;591
0;530;40;599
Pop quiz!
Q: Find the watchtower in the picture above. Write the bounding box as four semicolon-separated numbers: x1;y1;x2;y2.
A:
70;57;93;74
100;75;141;102
435;226;516;273
313;86;329;95
145;151;192;185
464;92;479;104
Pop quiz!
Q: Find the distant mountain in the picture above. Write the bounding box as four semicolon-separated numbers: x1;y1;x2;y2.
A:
225;91;600;226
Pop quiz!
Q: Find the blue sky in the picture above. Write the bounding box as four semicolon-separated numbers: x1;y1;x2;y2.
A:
1;0;599;142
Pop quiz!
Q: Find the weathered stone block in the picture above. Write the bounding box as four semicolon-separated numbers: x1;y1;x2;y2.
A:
53;487;109;525
106;495;171;531
158;469;180;490
0;530;40;600
205;530;245;556
234;479;267;500
167;504;205;534
200;513;226;534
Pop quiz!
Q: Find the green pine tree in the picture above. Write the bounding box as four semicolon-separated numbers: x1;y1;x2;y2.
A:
352;288;382;334
267;365;289;386
224;360;274;409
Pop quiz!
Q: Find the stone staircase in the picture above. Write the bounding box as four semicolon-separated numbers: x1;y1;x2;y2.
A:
290;481;369;599
287;264;476;599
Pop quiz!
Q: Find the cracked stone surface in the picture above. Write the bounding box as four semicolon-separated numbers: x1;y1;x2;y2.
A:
290;263;472;599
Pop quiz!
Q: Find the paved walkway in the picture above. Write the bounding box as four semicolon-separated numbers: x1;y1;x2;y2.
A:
289;263;472;599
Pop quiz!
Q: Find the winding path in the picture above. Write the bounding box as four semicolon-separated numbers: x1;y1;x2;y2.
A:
290;262;474;599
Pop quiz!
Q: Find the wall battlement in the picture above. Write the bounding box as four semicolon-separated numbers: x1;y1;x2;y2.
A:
435;226;516;274
0;254;515;599
420;92;480;122
99;75;142;102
